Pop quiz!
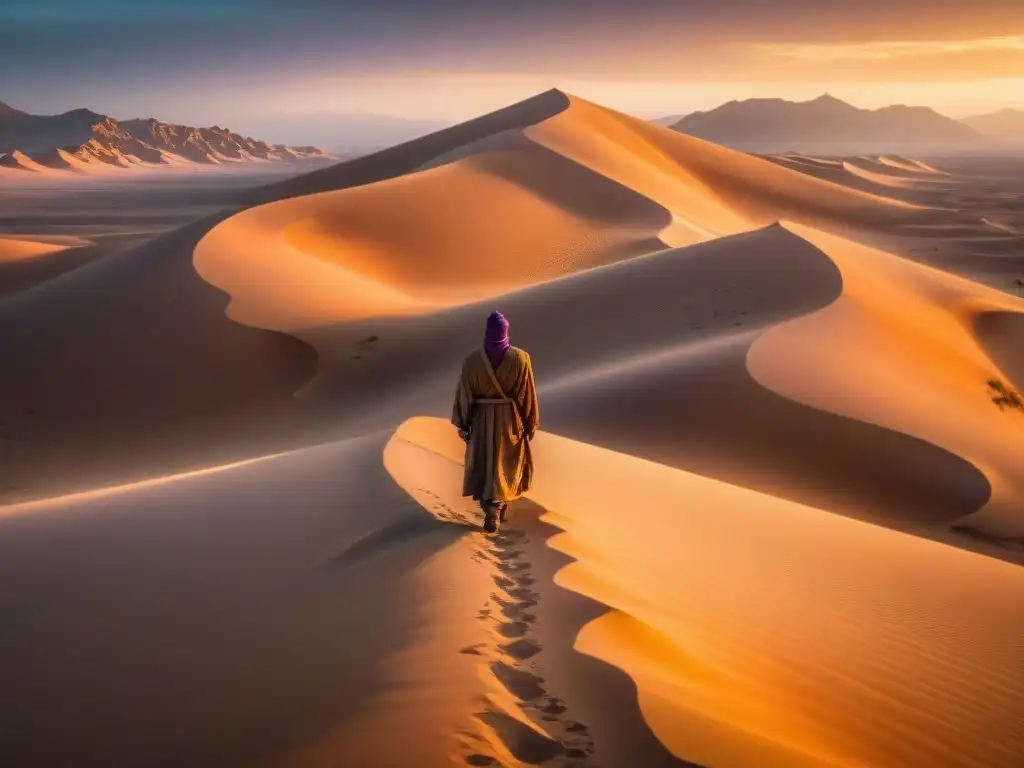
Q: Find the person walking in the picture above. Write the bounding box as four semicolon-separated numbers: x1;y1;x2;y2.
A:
451;311;539;533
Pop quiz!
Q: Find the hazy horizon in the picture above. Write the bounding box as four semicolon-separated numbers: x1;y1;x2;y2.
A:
4;90;1023;152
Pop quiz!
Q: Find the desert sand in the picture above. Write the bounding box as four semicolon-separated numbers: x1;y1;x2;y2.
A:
0;90;1022;767
0;234;83;261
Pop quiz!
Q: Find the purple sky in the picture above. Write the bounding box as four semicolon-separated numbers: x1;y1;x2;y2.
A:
3;0;1023;129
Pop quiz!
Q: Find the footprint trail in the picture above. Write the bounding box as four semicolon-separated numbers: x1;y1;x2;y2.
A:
462;523;598;767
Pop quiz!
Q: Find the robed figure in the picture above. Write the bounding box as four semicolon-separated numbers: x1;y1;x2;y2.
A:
451;311;539;533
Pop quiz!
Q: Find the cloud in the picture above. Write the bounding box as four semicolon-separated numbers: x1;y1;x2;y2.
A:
747;37;1024;82
760;35;1024;61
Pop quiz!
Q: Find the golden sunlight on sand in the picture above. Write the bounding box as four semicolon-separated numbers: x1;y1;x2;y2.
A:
2;89;1022;766
0;235;80;262
392;417;1024;768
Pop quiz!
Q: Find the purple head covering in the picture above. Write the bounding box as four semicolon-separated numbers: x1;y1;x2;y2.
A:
483;310;510;370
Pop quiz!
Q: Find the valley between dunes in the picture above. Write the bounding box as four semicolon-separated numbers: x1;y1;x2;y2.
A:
0;90;1022;767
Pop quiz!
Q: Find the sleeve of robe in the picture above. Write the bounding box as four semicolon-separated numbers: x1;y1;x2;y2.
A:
518;353;540;440
451;359;474;436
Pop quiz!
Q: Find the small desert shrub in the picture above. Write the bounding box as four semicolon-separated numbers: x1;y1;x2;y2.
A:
987;379;1024;412
951;523;1024;551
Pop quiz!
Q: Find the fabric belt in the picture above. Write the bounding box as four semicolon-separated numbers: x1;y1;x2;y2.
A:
475;397;513;404
478;347;526;439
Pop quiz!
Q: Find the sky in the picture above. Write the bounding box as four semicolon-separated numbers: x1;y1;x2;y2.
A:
2;0;1024;135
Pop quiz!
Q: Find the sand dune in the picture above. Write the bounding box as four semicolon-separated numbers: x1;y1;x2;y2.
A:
0;235;77;261
0;216;316;498
194;94;1021;531
196;142;669;329
395;417;1024;768
2;89;1023;766
878;154;948;175
766;153;959;206
841;160;930;189
0;235;87;294
0;232;162;298
275;225;990;529
0;432;497;768
200;93;971;333
1;147;134;177
763;151;1024;293
0;149;54;173
246;89;570;205
750;224;1024;535
524;97;943;239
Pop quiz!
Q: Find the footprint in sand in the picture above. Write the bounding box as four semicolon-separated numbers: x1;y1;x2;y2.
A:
542;699;568;715
490;661;546;701
497;560;530;575
500;638;541;661
458;515;596;766
507;586;537;603
497;601;534;623
354;335;381;356
496;621;531;639
493;576;516;590
474;710;565;764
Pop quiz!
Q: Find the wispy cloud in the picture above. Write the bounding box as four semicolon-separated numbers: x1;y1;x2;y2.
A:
760;35;1024;62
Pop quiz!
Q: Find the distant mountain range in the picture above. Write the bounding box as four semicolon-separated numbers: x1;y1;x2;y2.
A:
961;109;1024;141
668;95;988;150
4;94;1018;178
649;114;685;127
0;101;327;174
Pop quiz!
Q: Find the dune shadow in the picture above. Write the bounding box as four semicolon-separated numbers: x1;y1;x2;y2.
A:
974;310;1024;395
951;524;1024;552
0;431;482;768
542;336;992;528
324;510;480;572
504;497;704;768
0;232;152;299
324;512;467;570
0;211;321;501
245;89;572;206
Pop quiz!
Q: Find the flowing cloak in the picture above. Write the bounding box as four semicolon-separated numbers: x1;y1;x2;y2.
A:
451;345;540;503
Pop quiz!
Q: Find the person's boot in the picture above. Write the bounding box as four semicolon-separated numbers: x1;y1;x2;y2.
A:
499;504;508;523
483;510;499;534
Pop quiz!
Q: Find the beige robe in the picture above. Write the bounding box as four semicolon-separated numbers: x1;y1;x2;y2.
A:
451;346;540;503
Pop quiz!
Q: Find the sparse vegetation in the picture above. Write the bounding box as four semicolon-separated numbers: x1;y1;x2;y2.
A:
987;379;1023;412
951;524;1024;552
352;335;381;357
